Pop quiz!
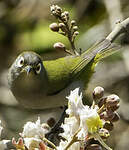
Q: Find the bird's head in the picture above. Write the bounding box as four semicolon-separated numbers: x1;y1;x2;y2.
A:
8;51;50;108
8;51;45;89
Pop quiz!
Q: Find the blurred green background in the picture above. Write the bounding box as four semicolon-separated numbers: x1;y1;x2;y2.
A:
0;0;129;149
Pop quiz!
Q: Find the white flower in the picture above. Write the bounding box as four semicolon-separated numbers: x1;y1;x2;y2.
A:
24;137;42;149
21;117;48;139
60;116;79;140
79;106;103;136
66;88;84;118
66;88;103;136
65;88;103;140
59;116;81;150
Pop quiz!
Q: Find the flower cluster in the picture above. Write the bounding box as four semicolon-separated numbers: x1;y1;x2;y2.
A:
50;5;79;55
0;86;120;150
57;87;120;150
12;118;51;150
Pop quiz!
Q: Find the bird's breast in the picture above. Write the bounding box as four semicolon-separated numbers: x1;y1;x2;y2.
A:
10;72;47;108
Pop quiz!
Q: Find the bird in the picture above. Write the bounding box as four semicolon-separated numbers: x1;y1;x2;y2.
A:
8;39;119;109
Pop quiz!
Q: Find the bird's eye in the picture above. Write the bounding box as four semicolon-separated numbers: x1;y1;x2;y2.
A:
17;57;24;67
36;63;41;74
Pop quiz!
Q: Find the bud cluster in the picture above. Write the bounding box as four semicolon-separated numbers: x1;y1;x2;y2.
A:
90;86;120;148
50;5;62;18
50;5;79;55
98;94;120;123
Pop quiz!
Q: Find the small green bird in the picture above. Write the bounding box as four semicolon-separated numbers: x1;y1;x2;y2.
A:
8;39;118;109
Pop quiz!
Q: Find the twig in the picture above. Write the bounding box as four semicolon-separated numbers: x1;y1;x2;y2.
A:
106;17;129;42
63;128;81;150
58;16;77;55
43;137;58;150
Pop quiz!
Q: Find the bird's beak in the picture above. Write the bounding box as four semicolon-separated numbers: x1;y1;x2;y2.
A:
24;66;32;75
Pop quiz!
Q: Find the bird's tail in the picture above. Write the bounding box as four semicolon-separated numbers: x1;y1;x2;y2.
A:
82;38;120;63
94;39;120;63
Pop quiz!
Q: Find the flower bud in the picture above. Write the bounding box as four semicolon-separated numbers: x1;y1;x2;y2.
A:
49;23;59;32
103;122;114;131
99;128;110;139
87;144;102;150
59;23;65;28
100;110;115;121
61;12;65;18
107;109;115;119
56;6;62;12
100;111;106;120
50;5;56;13
108;103;120;111
98;97;107;108
61;12;68;22
71;20;76;26
65;11;69;15
47;117;56;128
73;26;78;31
93;86;104;100
61;11;69;22
111;112;120;122
59;23;66;32
74;31;79;36
53;42;66;51
50;5;62;16
106;94;120;107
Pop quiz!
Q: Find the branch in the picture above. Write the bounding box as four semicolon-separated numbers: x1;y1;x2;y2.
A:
106;17;129;42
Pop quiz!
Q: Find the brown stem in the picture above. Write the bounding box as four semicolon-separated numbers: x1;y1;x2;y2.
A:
43;137;57;150
63;128;81;150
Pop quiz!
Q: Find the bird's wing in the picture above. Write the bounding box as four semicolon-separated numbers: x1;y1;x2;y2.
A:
70;39;120;79
43;55;79;95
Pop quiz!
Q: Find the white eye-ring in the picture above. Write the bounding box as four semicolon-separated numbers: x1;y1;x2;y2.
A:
36;63;41;74
17;56;24;67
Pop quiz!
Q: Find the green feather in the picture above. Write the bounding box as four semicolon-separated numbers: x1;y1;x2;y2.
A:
43;39;119;95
